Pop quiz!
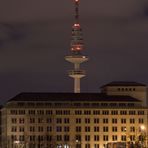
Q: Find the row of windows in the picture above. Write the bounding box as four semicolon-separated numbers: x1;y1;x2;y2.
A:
17;102;137;107
11;117;144;124
11;126;144;133
11;134;143;142
10;110;145;115
118;88;136;91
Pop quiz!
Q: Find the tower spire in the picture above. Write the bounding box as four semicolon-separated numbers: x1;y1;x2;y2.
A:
65;0;88;93
75;0;79;24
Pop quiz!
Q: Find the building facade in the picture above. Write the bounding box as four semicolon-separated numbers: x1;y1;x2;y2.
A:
1;82;148;148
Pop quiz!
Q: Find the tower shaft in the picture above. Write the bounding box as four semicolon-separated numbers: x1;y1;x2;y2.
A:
75;77;80;93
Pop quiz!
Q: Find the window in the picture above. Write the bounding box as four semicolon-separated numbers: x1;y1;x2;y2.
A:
128;103;134;107
139;118;144;123
112;135;117;141
76;126;81;132
64;118;70;124
30;118;35;123
94;135;99;141
56;126;62;132
76;118;81;124
121;126;126;132
130;126;135;132
83;103;90;107
85;118;90;124
138;111;144;115
94;126;99;132
112;127;117;132
75;110;82;115
130;135;135;141
94;144;99;148
74;103;81;106
130;118;135;124
11;135;17;141
111;110;118;115
46;118;52;123
84;110;91;115
64;135;69;141
56;118;62;124
93;110;100;115
45;103;52;107
76;135;81;141
11;126;17;132
103;118;108;124
18;102;25;106
121;119;126;124
103;135;108;141
129;111;135;115
47;126;52;132
11;118;17;124
103;127;108;132
101;103;108;106
102;110;109;115
56;110;62;115
46;135;52;141
121;135;126;141
94;118;99;123
18;110;25;115
19;126;24;132
64;126;70;132
57;135;62;141
85;144;90;148
85;135;90;141
28;110;35;114
112;118;117;124
63;110;70;115
38;118;44;123
85;126;90;132
46;110;53;115
38;126;43;132
30;135;35;141
19;118;25;124
92;103;100;107
37;110;44;115
38;135;44;141
120;110;127;115
119;103;126;107
30;126;35;132
19;135;25;141
10;110;17;115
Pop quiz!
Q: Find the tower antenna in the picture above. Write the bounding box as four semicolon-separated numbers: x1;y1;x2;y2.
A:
65;0;89;93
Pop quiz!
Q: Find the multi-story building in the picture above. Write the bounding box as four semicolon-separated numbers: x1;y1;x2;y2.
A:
1;82;148;148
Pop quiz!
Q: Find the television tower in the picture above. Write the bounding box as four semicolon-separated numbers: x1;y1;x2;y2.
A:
65;0;88;93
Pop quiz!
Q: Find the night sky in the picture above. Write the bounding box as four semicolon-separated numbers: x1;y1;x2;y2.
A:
0;0;148;104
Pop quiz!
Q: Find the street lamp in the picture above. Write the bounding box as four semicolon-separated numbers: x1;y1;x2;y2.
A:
14;140;20;148
140;125;146;148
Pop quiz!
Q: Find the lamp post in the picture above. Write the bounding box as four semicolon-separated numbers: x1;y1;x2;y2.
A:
140;125;146;148
14;140;20;148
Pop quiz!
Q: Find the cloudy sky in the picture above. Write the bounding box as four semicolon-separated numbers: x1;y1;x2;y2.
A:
0;0;148;103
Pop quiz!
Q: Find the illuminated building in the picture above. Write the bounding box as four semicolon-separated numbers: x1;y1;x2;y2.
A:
65;0;88;93
1;82;148;148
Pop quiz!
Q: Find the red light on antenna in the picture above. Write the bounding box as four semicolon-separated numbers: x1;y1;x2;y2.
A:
74;23;80;27
75;0;79;2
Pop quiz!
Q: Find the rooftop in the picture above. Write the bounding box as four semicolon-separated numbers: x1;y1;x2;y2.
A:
8;92;141;102
101;81;146;87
